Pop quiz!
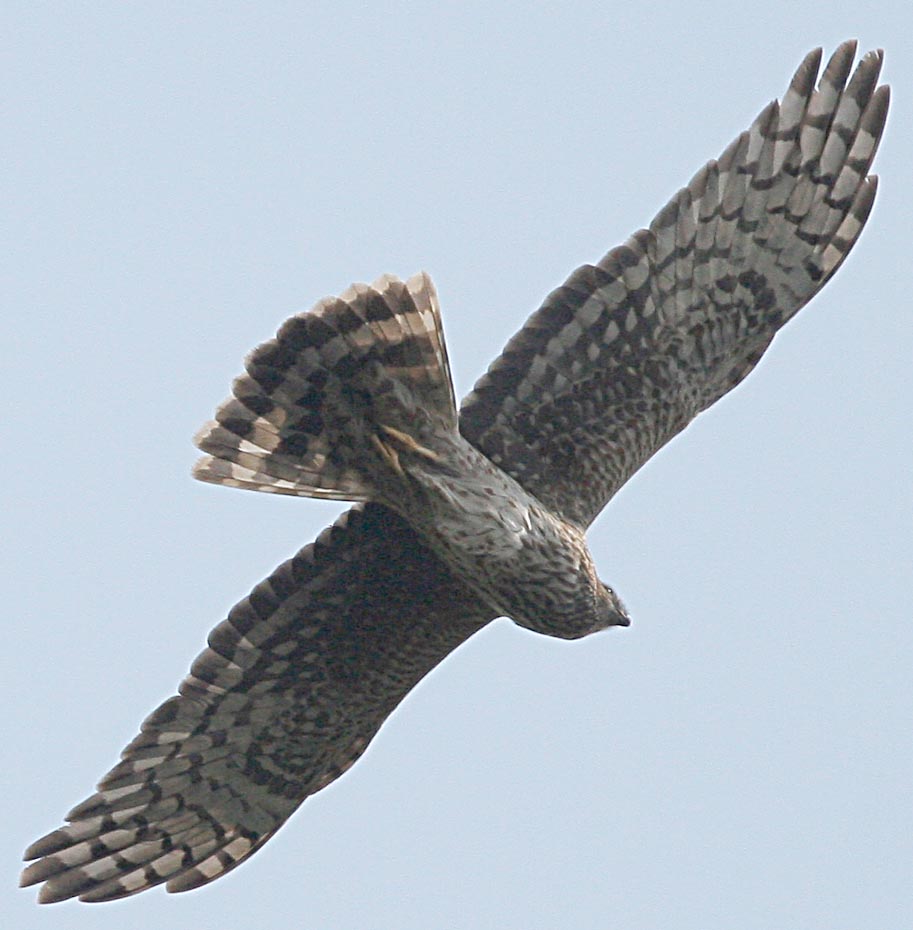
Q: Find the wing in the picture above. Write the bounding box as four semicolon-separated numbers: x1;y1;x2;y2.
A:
21;504;493;902
459;42;889;529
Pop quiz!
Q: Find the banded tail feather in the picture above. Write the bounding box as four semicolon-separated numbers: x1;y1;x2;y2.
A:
193;271;457;500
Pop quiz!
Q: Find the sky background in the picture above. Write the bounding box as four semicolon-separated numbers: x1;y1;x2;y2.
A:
3;3;911;929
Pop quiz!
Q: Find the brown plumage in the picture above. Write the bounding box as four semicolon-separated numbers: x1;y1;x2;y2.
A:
22;42;888;903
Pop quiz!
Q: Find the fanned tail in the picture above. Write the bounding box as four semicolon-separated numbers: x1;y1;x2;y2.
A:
193;272;456;500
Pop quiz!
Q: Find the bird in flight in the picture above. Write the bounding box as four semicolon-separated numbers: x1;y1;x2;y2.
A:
22;41;888;903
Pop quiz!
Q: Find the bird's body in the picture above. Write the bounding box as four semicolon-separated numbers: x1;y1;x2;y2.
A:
195;271;629;639
371;421;624;639
21;41;888;904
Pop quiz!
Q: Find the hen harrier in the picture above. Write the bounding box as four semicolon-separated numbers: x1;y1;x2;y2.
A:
22;42;888;903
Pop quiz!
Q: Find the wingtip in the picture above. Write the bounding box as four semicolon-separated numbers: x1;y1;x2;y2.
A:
796;45;823;79
873;82;891;116
36;877;77;905
837;37;859;58
19;865;39;890
22;827;68;862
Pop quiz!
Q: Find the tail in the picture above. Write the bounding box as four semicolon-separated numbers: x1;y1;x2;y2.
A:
193;272;456;500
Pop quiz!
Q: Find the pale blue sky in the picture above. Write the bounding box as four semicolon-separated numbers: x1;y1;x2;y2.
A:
3;3;911;928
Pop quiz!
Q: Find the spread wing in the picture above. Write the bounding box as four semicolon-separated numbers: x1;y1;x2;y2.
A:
21;504;492;902
459;42;888;529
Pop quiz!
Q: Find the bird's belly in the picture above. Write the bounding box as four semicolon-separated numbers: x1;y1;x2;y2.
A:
390;443;602;637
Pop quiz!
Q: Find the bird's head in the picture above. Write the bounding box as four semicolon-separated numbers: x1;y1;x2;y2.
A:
595;579;631;631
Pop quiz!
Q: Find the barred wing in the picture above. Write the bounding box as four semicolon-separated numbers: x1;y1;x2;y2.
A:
459;42;888;529
21;504;492;902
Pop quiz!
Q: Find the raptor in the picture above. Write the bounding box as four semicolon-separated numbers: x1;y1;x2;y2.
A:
21;42;888;903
